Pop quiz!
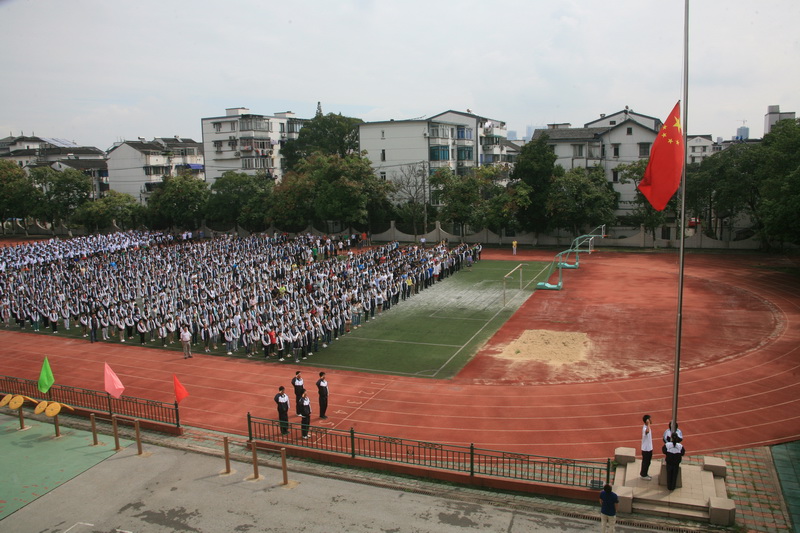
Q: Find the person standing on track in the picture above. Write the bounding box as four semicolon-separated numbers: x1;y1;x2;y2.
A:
180;324;193;359
274;386;290;436
299;389;312;439
316;371;329;419
640;414;653;480
291;371;304;416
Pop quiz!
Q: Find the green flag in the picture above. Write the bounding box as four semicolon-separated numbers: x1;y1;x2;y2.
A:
38;357;55;393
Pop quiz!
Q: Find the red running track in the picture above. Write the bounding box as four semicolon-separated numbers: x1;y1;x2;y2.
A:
2;249;798;461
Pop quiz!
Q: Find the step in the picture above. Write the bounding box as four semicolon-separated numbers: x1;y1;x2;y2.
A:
633;501;710;521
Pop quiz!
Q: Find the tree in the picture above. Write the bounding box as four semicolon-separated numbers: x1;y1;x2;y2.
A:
616;159;673;242
391;162;429;237
281;107;362;172
298;153;394;232
0;160;40;235
30;167;92;235
269;171;317;232
511;134;557;233
429;168;485;239
146;172;210;230
754;118;800;246
74;191;144;233
546;166;617;237
206;170;274;232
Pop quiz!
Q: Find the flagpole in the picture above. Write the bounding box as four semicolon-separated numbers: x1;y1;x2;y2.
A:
670;0;690;436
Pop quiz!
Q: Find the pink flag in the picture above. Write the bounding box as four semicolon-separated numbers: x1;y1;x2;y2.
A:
104;362;125;398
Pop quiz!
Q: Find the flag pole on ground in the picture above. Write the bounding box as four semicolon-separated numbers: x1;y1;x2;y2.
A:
637;0;690;436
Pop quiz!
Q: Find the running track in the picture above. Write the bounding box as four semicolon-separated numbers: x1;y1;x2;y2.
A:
2;249;798;461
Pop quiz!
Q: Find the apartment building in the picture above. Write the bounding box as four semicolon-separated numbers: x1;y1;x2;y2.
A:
200;107;305;183
532;107;662;213
358;110;512;204
106;137;204;203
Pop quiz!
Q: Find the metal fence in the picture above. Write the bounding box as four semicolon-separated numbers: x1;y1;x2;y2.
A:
0;375;180;428
248;413;609;489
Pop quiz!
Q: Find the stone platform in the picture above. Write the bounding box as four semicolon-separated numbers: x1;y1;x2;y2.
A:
613;447;735;526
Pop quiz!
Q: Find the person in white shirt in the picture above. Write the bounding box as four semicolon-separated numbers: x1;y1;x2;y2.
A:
640;414;653;480
180;325;193;359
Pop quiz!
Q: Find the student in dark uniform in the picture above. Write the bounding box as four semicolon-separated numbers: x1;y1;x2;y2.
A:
291;371;304;416
662;433;686;491
274;386;290;436
299;390;312;439
316;371;329;419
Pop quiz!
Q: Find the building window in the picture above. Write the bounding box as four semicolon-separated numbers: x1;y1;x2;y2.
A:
588;144;601;159
612;169;619;183
610;120;617;125
456;126;473;140
613;144;620;158
381;130;385;139
661;226;671;240
213;122;221;133
456;146;473;161
639;143;652;157
626;127;633;135
379;171;386;181
231;122;237;132
380;149;386;162
572;144;584;158
429;145;450;161
213;141;222;152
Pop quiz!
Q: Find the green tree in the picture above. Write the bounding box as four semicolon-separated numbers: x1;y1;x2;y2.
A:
616;159;673;242
281;106;362;172
146;173;210;230
511;134;557;233
206;170;274;232
471;165;532;235
429;168;485;239
269;171;317;232
30;167;92;235
546;166;617;237
298;153;394;232
74;191;144;232
0;160;41;235
755;119;800;246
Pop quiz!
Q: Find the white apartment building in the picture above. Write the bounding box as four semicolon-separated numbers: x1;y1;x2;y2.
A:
532;108;662;214
359;110;512;204
686;135;721;165
106;137;204;203
200;107;305;183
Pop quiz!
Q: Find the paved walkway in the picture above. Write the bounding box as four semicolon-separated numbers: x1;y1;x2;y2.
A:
2;412;797;532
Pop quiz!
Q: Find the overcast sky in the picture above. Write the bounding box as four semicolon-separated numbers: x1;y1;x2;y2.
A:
1;0;798;150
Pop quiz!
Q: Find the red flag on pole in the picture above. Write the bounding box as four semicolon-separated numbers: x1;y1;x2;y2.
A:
104;362;125;399
638;101;684;211
173;374;189;404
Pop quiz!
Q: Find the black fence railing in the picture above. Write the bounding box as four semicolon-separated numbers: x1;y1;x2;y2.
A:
0;375;180;428
247;413;610;489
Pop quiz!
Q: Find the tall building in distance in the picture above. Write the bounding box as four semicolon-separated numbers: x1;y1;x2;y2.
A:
735;125;750;140
764;105;796;135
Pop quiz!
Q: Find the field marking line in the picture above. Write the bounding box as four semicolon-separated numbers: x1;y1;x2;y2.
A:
343;337;462;348
432;288;534;378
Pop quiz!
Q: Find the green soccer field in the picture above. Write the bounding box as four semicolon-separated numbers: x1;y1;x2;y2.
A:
312;259;550;378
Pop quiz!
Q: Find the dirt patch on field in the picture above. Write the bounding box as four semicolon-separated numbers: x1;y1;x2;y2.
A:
495;329;590;365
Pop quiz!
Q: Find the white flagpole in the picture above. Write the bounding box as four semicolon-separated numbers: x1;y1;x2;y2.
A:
670;0;690;436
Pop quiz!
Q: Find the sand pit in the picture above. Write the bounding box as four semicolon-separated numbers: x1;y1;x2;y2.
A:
495;329;590;365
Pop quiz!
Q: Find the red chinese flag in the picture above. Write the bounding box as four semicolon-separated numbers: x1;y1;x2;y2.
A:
173;374;189;404
639;101;684;211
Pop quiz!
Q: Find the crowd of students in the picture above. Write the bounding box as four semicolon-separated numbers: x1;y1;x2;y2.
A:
0;231;482;361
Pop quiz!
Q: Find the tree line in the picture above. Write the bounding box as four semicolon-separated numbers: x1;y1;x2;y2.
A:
1;113;798;249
